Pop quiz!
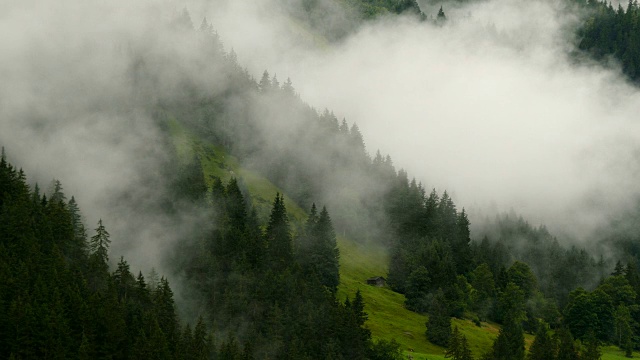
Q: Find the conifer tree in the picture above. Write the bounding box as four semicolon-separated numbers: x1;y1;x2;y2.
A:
90;219;111;264
446;326;462;359
491;283;525;360
259;70;271;91
282;77;295;95
265;193;293;271
460;335;474;360
67;196;88;262
491;320;525;360
555;328;580;360
437;6;447;22
582;330;602;360
153;277;179;356
307;206;340;292
528;325;555;360
426;289;451;347
88;219;111;291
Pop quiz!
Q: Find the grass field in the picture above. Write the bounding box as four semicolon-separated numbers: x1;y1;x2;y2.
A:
334;236;527;359
601;346;640;359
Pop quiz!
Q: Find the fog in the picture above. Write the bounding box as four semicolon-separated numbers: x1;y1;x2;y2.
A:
2;0;640;282
197;0;640;241
0;0;219;276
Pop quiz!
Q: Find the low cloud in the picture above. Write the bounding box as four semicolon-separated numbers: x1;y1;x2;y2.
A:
200;0;640;240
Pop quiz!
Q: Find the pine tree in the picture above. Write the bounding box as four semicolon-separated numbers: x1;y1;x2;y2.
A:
405;265;431;313
460;335;474;360
555;328;579;360
492;320;525;360
88;219;111;291
67;196;88;263
90;219;111;264
454;208;472;274
446;326;462;359
307;206;340;292
426;289;451;347
282;77;295;95
265;193;293;271
437;6;447;22
492;283;525;360
154;277;180;355
352;289;368;327
528;325;555;360
113;257;135;301
259;70;271;91
582;330;601;360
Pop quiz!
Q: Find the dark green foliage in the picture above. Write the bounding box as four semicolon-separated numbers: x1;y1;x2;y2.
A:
426;289;452;347
368;338;404;360
475;214;606;311
176;155;207;202
446;326;474;360
265;193;293;271
0;155;211;360
470;263;496;320
555;328;580;360
582;330;602;360
298;204;340;293
528;325;555;360
490;319;525;360
405;266;431;312
488;283;526;360
578;0;640;82
177;178;376;359
507;261;538;299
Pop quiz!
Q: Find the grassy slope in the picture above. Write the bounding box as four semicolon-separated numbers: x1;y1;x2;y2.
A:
602;346;640;359
336;237;521;360
167;118;307;229
168;119;636;359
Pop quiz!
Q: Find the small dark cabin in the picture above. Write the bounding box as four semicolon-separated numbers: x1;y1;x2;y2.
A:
366;276;386;287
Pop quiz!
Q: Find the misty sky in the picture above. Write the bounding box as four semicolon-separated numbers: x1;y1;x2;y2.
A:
198;0;640;239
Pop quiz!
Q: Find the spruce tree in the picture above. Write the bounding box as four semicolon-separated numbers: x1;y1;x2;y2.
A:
582;330;601;360
528;325;555;360
259;70;271;91
265;193;293;271
90;219;111;265
460;335;474;360
446;326;462;359
309;206;340;292
555;328;579;360
88;219;111;291
426;289;451;347
492;283;525;360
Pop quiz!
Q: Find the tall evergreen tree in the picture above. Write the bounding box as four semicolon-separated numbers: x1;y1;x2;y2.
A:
555;327;580;360
306;206;340;292
426;289;451;347
265;193;293;271
528;325;555;360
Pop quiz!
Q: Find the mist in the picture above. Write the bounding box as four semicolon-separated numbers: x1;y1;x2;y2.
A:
0;0;223;277
196;0;640;241
2;0;640;279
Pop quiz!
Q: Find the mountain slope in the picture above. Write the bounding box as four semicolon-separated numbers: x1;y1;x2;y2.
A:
168;114;512;359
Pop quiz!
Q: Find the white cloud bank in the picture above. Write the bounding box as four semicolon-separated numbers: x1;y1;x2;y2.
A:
200;0;640;239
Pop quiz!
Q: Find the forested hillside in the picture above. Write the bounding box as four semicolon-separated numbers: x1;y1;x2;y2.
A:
2;0;640;359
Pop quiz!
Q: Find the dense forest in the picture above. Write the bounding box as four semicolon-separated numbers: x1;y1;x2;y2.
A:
2;0;640;359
